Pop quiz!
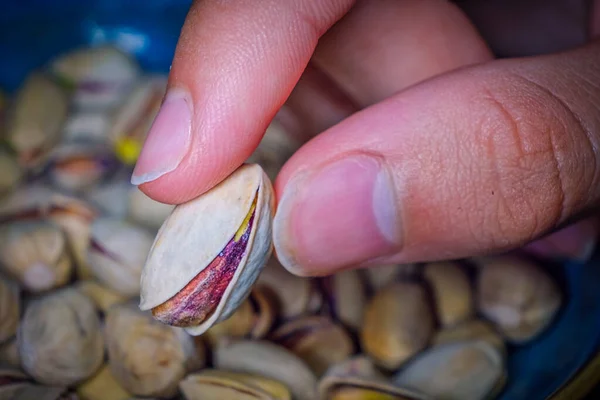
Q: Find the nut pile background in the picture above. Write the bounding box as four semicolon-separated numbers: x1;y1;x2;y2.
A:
0;45;564;400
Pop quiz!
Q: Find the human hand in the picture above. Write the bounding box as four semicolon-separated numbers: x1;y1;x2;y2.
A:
131;0;600;276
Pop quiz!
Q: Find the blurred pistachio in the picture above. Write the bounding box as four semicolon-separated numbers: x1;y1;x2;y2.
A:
270;316;355;377
76;280;128;314
76;364;132;400
0;148;23;200
3;72;68;170
0;366;77;400
18;287;104;386
423;261;474;327
84;176;131;219
361;281;435;370
0;336;21;368
363;264;416;293
126;187;175;231
104;302;205;398
62;110;110;143
475;255;562;343
0;275;20;343
322;268;366;331
432;319;506;357
0;220;72;292
88;218;154;296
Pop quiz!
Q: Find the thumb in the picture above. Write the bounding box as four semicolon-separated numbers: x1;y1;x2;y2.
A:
272;40;600;276
130;0;354;204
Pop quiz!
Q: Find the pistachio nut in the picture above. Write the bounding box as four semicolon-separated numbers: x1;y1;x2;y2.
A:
432;319;506;356
0;337;21;368
204;286;277;345
361;281;435;370
321;268;366;331
363;264;416;293
318;356;430;400
17;287;104;386
62;110;111;143
108;75;167;165
246;119;302;181
88;217;154;296
127;187;175;230
4;72;69;169
213;338;318;400
76;364;132;400
0;148;23;200
270;315;355;376
423;261;474;327
256;257;322;320
49;45;140;110
0;220;72;292
180;369;292;400
140;163;275;336
392;341;506;400
76;280;128;314
104;302;205;398
475;255;562;343
0;275;20;343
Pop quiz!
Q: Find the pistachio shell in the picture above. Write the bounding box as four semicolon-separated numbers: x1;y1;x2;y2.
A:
180;369;292;400
0;366;73;400
392;341;505;400
140;163;275;336
88;218;154;296
361;281;435;370
0;149;22;199
363;264;415;293
213;339;318;400
62;111;110;143
270;316;355;376
432;319;506;356
423;261;474;327
475;255;562;343
76;364;132;400
127;187;175;230
324;268;366;331
17;287;104;386
0;220;72;292
104;302;205;398
0;276;20;343
76;281;128;314
0;337;21;368
84;177;131;219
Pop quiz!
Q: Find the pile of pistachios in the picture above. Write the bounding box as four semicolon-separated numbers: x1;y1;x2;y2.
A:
0;45;564;400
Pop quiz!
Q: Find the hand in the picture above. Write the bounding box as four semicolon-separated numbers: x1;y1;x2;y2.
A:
131;0;600;276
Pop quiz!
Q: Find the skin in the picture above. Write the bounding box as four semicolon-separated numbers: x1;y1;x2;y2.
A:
133;0;600;276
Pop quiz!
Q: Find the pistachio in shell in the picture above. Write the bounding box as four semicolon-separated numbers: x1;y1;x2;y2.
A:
322;268;366;331
88;217;154;296
84;177;131;219
104;302;205;398
76;364;132;400
432;319;506;356
0;366;75;400
423;261;474;327
0;148;23;200
0;220;72;292
0;275;20;343
475;255;562;343
139;163;275;336
360;281;435;370
0;337;21;368
76;280;128;314
392;341;506;400
180;369;292;400
213;338;318;400
4;72;69;169
17;287;104;386
363;264;416;293
127;187;175;230
62;110;111;143
270;316;355;377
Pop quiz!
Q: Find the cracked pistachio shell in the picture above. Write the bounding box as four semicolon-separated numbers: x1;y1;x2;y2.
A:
180;369;292;400
127;187;175;230
423;261;474;327
318;356;430;400
0;220;72;292
4;73;68;169
475;255;562;343
392;341;506;400
49;45;140;109
76;364;132;400
0;337;21;368
76;280;128;314
104;302;205;398
432;319;506;356
270;316;355;377
256;257;322;319
88;218;154;296
361;281;435;370
323;269;366;331
0;148;23;200
17;287;104;386
0;276;20;343
140;164;275;336
214;339;318;400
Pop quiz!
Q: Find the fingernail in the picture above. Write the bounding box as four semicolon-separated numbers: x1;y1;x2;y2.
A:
131;90;192;185
273;154;401;276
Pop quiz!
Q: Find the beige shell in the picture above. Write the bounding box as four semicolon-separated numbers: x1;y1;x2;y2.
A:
88;217;154;296
475;255;562;343
363;264;416;292
76;364;132;400
139;163;275;336
0;366;74;400
326;268;366;331
0;148;23;200
127;187;175;230
423;261;474;327
62;110;111;143
0;275;20;343
0;337;22;368
392;341;506;400
213;339;318;400
17;287;104;386
432;319;506;356
0;220;72;292
76;280;128;314
360;281;435;370
104;302;205;398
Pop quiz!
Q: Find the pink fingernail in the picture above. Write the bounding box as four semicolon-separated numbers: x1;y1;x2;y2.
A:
131;90;192;186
